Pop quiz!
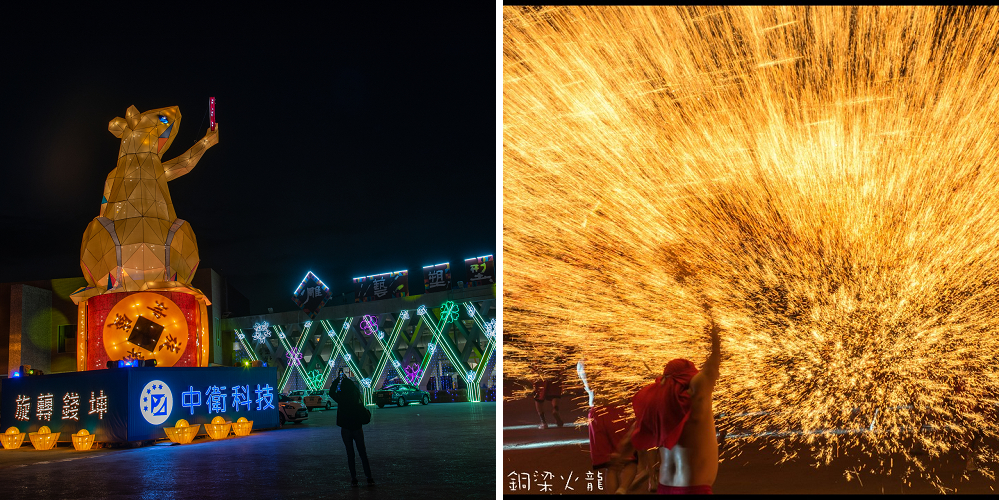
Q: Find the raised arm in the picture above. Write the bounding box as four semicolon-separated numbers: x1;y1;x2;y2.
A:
691;302;722;395
163;125;219;181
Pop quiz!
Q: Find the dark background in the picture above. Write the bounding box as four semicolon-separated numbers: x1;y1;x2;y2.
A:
0;7;495;314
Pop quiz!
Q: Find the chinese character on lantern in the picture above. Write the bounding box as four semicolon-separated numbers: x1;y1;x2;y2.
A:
62;392;80;421
15;395;31;421
88;390;108;419
36;393;54;421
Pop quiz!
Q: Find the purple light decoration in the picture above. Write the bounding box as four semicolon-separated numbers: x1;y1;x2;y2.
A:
360;315;378;336
404;363;422;385
286;348;303;367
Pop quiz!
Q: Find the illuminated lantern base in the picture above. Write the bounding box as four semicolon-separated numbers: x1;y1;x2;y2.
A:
163;419;200;444
72;429;96;451
205;416;231;440
29;426;60;450
77;287;211;371
232;417;253;437
1;428;26;450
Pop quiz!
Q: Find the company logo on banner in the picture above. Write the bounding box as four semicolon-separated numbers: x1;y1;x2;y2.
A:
140;380;173;425
422;262;451;293
354;270;408;302
464;255;495;287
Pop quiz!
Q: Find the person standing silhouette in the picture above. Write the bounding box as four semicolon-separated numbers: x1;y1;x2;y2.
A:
331;368;374;487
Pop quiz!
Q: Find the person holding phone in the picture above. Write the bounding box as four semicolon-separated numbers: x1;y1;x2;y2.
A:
331;367;375;487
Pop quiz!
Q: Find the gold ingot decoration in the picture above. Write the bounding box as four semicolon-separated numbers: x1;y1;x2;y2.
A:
163;418;200;444
205;416;232;440
72;429;96;451
1;427;26;450
76;104;219;300
232;416;254;437
28;426;60;450
101;292;189;367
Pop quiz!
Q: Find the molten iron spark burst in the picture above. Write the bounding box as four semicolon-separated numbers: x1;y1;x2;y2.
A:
503;6;998;490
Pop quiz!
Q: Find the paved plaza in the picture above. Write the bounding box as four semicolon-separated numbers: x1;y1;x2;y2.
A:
0;402;495;499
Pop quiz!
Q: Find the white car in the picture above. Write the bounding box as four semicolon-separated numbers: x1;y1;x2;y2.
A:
302;390;337;411
286;390;307;403
277;393;308;425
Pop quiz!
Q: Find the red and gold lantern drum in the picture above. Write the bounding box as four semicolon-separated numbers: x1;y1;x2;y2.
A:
76;289;209;371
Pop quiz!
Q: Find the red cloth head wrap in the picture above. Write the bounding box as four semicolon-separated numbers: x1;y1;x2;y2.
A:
630;358;699;451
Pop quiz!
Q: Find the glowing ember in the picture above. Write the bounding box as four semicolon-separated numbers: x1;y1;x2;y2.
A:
503;5;998;490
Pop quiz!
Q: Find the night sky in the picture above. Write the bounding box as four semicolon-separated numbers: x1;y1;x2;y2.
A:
0;8;496;314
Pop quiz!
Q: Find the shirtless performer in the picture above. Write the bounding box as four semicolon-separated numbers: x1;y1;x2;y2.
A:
618;302;722;494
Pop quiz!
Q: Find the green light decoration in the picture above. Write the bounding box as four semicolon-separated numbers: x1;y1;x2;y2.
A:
411;301;497;402
263;303;493;403
315;317;377;406
440;301;460;323
315;318;353;391
234;329;259;363
369;314;410;385
304;369;324;389
416;302;483;401
465;305;497;401
336;312;411;406
276;323;317;392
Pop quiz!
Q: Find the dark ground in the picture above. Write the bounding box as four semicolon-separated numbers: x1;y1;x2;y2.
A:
0;401;495;499
503;388;998;495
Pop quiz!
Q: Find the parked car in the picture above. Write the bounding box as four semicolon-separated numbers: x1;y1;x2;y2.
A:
374;383;430;408
302;390;336;411
277;393;308;424
286;390;307;403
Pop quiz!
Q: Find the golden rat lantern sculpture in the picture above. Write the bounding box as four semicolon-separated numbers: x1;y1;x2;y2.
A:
78;105;218;292
72;104;219;370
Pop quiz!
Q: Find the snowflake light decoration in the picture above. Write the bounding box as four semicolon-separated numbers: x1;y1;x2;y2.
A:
466;370;476;383
361;378;372;387
440;301;460;323
328;359;336;368
404;363;422;384
303;321;313;330
392;360;401;368
400;310;410;320
465;303;477;318
343;353;352;363
427;342;437;355
485;318;496;340
417;305;428;316
377;330;385;340
343;320;351;330
286;348;303;367
253;322;272;345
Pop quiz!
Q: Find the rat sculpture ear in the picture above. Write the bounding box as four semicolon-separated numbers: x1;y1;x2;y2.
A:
109;117;128;138
125;105;141;129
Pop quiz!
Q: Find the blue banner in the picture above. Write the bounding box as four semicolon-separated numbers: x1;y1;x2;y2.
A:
1;367;280;443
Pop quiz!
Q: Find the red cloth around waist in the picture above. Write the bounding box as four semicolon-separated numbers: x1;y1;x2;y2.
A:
588;404;631;467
